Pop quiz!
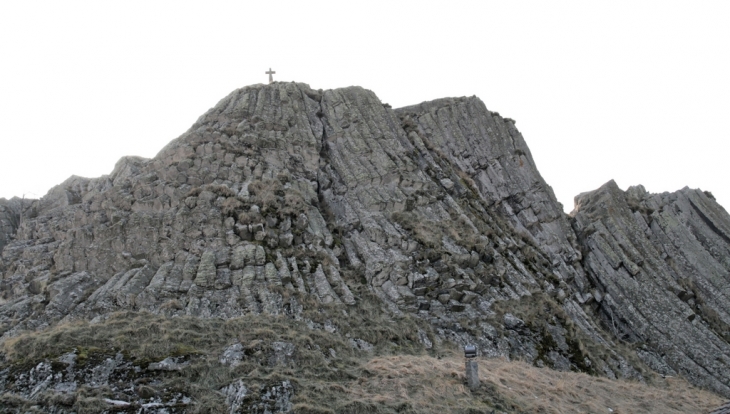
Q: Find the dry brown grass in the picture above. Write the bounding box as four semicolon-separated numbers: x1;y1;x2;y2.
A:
344;351;724;414
348;354;492;412
481;356;725;413
456;169;479;195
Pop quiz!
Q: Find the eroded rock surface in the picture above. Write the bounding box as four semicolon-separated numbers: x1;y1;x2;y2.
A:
1;82;729;410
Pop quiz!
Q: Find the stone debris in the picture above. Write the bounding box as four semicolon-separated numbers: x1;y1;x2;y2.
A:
147;356;188;371
220;343;245;367
0;348;193;410
503;313;525;330
221;379;248;414
349;338;374;352
104;398;131;407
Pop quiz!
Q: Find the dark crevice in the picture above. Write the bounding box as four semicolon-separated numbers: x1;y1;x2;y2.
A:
310;89;328;206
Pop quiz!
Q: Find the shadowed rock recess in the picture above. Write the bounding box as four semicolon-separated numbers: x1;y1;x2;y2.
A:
1;82;729;411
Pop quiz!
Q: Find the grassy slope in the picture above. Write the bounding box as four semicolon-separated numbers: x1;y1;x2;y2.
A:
0;308;724;414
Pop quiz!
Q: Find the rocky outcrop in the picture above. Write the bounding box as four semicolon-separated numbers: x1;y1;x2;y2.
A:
1;81;729;410
395;97;585;288
572;181;730;397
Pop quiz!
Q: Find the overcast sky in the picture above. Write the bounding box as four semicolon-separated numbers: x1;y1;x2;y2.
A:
1;1;728;213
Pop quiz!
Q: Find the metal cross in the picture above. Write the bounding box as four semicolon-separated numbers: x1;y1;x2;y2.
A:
265;68;276;84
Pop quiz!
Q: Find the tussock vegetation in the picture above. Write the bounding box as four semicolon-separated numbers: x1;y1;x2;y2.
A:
1;310;724;413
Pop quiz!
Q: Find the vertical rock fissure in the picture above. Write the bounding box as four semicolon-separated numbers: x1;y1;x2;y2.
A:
315;109;328;206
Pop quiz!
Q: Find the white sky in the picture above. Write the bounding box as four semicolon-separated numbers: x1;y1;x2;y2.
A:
1;1;728;213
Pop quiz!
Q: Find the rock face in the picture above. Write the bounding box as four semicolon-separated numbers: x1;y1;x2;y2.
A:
1;82;730;409
572;181;730;396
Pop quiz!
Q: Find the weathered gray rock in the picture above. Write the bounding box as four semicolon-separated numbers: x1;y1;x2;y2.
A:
313;264;340;304
0;348;193;411
503;313;524;330
193;251;216;288
221;379;248;414
220;342;244;367
269;341;295;367
349;338;374;352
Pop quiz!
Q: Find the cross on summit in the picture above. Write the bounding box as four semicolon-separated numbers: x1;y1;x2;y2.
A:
266;68;276;84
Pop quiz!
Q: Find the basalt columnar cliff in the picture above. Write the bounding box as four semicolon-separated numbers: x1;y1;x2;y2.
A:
0;82;729;413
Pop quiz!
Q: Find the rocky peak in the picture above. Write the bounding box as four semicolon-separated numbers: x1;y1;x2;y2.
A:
1;82;730;411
